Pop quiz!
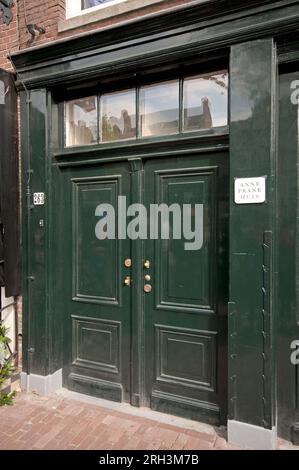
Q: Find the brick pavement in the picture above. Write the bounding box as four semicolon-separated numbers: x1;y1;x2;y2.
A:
0;392;298;450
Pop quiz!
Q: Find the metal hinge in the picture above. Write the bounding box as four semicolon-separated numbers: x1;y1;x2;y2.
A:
0;0;14;26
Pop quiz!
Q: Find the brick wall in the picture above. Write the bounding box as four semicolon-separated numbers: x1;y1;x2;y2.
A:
0;3;18;71
17;0;66;49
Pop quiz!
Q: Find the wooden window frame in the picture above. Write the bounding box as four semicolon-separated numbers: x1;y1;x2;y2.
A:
60;62;229;149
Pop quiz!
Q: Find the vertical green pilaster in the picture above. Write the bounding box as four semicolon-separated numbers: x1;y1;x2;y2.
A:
21;88;49;376
277;71;299;442
20;90;28;374
229;39;277;428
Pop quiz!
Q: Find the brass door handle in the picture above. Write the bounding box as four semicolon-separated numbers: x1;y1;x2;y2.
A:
124;276;132;287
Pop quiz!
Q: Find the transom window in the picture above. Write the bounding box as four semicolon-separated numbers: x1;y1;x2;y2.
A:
64;71;228;147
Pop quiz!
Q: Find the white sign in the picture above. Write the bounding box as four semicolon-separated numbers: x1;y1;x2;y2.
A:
234;177;266;204
33;193;45;206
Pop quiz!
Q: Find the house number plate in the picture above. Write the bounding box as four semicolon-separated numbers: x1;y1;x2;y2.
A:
234;177;266;204
33;193;45;206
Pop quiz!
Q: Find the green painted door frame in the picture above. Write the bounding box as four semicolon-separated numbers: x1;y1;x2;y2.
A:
229;39;277;430
13;0;299;442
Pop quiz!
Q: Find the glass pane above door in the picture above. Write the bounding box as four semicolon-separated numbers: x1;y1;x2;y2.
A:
184;72;228;131
65;96;98;147
64;70;228;148
140;81;180;137
101;89;136;142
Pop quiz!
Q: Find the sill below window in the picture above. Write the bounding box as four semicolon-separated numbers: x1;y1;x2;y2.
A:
55;127;229;159
59;0;167;33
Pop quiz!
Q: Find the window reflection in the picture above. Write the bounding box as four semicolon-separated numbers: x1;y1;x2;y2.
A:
82;0;114;10
101;90;136;142
65;96;98;147
184;72;228;131
140;81;179;137
64;71;229;147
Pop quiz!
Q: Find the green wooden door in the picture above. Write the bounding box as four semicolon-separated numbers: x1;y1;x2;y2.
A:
62;161;132;402
143;153;229;425
60;152;228;424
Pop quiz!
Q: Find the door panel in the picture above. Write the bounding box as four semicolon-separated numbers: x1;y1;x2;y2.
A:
73;178;120;303
62;162;132;402
155;168;217;313
59;152;228;425
143;154;228;425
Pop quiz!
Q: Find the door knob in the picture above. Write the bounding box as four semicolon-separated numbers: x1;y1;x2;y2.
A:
124;259;132;268
144;260;151;269
144;284;152;293
124;276;132;287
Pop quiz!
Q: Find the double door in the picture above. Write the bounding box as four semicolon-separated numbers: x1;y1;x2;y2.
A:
60;152;229;425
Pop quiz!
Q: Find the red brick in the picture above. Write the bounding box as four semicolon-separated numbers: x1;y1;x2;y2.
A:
0;392;244;451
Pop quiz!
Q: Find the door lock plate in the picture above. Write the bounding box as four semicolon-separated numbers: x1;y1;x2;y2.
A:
124;276;132;287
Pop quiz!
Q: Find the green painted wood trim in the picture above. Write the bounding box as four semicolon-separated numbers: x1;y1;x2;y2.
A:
276;71;299;442
11;1;286;65
54;130;229;158
229;39;277;429
20;90;29;374
10;1;299;89
53;133;229;168
21;89;50;377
